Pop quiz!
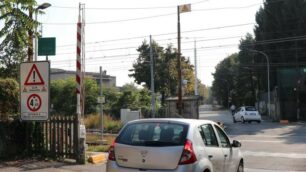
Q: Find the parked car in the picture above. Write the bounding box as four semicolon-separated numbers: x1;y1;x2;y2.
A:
233;106;262;123
107;118;243;172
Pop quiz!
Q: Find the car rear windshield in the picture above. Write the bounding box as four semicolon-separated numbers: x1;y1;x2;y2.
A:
116;122;188;147
245;107;257;111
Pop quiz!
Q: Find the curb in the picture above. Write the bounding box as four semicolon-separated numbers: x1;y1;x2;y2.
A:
280;120;289;124
88;153;107;164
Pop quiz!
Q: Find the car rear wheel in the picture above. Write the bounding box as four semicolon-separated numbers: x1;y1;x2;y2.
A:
241;117;245;124
257;120;261;123
248;121;251;124
233;117;237;123
237;160;244;172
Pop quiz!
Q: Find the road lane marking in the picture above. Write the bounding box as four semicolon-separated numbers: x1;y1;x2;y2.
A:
245;168;306;172
243;151;306;159
229;135;306;138
238;139;283;143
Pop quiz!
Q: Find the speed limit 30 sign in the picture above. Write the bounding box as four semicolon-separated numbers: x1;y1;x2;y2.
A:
20;61;50;121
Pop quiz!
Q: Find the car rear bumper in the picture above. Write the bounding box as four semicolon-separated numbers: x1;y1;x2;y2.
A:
245;116;261;121
107;160;197;172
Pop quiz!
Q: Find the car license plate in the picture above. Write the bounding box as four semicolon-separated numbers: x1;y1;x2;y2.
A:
250;113;256;115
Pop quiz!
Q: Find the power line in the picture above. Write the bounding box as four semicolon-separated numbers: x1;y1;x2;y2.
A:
50;0;208;10
52;35;306;65
57;23;254;47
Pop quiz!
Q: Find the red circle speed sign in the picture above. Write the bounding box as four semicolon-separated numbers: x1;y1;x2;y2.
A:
27;94;42;112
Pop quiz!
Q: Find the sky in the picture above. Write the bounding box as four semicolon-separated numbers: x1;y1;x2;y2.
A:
36;0;263;87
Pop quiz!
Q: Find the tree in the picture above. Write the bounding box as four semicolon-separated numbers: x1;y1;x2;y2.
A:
129;40;196;105
237;34;257;105
51;77;99;115
0;0;38;78
254;0;306;89
111;83;151;118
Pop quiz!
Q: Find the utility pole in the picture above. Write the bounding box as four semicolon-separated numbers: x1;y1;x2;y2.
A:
99;66;104;141
194;39;198;96
177;6;183;115
149;35;155;118
177;4;191;115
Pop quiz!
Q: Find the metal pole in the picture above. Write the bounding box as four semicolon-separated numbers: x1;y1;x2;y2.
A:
28;7;34;62
194;39;198;96
250;50;270;117
257;51;270;118
149;35;155;118
177;6;183;115
34;12;38;61
100;66;104;141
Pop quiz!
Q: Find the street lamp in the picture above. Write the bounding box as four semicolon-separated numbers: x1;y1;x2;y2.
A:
34;3;51;61
248;49;270;117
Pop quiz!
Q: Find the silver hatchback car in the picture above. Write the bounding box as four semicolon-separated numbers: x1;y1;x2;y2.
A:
107;118;243;172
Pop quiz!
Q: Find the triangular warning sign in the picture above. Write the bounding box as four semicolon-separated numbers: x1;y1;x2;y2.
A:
24;64;45;86
179;4;191;13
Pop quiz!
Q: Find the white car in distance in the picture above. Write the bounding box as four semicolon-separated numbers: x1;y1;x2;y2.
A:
107;118;244;172
233;106;262;124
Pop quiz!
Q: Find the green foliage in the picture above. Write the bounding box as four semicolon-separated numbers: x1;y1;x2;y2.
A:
0;78;19;118
0;0;39;78
212;53;239;107
0;120;27;159
212;35;258;107
111;83;152;118
129;41;196;105
51;79;151;118
51;77;99;115
254;0;306;90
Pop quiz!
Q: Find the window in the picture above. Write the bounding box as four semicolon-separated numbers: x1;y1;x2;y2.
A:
116;122;188;147
245;106;257;111
199;124;219;147
214;125;231;148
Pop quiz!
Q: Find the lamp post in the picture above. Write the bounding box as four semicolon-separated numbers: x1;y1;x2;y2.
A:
248;49;270;117
34;3;51;61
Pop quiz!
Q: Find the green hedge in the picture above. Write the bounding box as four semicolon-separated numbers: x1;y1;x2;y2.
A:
0;120;27;160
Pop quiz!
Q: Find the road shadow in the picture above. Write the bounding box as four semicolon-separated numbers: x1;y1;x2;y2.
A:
200;110;306;144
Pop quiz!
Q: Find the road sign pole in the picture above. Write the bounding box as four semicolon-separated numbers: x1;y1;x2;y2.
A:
100;66;104;142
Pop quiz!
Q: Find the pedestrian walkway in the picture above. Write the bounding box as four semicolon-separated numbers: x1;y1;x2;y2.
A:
0;156;107;172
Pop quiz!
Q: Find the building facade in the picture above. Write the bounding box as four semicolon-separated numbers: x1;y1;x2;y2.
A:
50;68;116;87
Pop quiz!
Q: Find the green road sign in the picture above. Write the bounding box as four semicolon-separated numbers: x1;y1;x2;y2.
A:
38;37;56;56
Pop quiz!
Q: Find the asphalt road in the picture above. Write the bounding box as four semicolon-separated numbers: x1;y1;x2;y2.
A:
200;108;306;172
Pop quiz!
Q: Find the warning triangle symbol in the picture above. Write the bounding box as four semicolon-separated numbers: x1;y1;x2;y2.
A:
24;64;45;86
180;4;191;13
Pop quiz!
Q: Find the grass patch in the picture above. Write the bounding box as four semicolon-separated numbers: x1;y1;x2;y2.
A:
86;134;117;152
84;114;122;133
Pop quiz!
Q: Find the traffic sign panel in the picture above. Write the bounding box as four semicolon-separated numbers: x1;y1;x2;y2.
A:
20;61;50;121
27;94;42;112
24;64;45;86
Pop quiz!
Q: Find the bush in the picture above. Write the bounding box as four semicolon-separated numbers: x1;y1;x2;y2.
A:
84;114;122;133
0;120;27;160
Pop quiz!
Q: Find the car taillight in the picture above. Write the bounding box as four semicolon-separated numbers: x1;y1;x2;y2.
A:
179;139;197;165
108;140;116;161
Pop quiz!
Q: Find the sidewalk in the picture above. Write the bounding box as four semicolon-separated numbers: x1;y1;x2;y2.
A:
0;154;108;172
